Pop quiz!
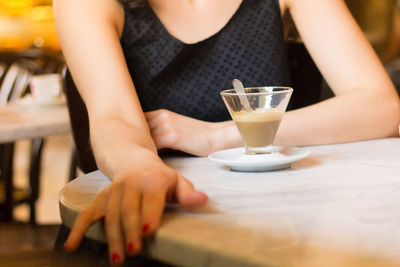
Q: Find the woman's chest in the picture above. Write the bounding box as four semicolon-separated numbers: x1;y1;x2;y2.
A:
148;0;243;44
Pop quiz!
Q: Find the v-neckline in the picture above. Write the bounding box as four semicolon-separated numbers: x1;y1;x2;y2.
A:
146;0;245;45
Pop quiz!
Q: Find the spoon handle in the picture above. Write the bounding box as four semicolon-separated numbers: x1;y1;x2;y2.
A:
233;79;251;110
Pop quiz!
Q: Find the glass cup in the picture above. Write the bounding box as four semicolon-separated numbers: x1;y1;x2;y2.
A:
221;87;293;154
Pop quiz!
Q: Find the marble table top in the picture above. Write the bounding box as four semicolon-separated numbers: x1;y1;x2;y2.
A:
60;138;400;267
0;103;70;143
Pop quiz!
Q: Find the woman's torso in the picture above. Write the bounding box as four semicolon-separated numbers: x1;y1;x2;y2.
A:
120;0;291;122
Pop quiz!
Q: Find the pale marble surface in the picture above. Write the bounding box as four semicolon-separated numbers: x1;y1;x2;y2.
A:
0;103;70;143
60;138;400;267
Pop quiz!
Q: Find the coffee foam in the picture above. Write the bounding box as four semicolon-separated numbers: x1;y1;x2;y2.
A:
232;109;283;122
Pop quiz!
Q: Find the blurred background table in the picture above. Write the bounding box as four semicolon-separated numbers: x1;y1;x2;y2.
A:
0;103;70;223
60;138;400;267
0;103;69;143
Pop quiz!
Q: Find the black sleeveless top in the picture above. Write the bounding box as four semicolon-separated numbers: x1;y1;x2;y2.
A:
120;0;291;122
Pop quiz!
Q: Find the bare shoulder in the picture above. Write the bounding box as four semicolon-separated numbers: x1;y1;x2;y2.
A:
53;0;124;37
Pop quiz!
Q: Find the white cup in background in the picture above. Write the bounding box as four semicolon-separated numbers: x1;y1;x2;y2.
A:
30;74;62;102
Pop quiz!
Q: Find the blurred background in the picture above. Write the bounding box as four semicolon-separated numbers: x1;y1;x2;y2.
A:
0;1;67;266
347;0;400;62
0;0;59;51
0;0;399;57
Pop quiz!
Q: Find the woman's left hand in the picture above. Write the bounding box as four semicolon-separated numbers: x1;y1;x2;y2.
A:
145;109;241;156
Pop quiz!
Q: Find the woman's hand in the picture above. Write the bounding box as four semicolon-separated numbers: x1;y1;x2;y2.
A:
63;155;207;265
145;109;242;156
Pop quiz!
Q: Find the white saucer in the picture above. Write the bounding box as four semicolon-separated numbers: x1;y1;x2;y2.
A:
208;146;310;172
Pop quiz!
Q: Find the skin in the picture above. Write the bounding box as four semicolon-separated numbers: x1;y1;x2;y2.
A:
53;0;400;265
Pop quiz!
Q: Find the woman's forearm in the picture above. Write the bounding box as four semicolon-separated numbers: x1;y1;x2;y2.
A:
275;86;400;147
274;0;400;146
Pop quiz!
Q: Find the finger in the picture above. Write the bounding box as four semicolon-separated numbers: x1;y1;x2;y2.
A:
151;133;169;150
145;110;178;131
175;175;208;210
152;131;182;152
65;190;107;252
105;183;125;265
144;110;162;120
121;180;142;257
141;185;167;237
148;121;173;139
146;116;159;131
146;110;174;132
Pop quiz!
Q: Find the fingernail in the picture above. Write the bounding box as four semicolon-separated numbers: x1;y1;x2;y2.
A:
127;242;135;253
111;253;120;265
63;241;69;250
142;223;150;234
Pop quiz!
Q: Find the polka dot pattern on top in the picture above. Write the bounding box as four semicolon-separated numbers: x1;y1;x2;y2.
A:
120;0;291;122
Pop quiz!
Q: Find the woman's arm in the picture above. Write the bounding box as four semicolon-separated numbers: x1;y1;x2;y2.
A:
275;0;400;146
54;0;207;264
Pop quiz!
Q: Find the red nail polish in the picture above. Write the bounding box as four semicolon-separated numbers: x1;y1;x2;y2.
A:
127;242;135;253
111;253;120;265
63;241;69;250
142;224;150;234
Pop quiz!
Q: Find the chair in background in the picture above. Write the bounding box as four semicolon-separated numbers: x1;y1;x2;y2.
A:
0;63;30;104
0;49;64;223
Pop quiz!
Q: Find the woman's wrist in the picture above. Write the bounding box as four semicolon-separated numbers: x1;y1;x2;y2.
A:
100;148;165;182
210;120;243;152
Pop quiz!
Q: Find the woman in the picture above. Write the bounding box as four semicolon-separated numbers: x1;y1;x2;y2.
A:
54;0;400;265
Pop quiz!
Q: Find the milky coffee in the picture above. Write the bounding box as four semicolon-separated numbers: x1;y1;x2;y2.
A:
232;110;283;147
